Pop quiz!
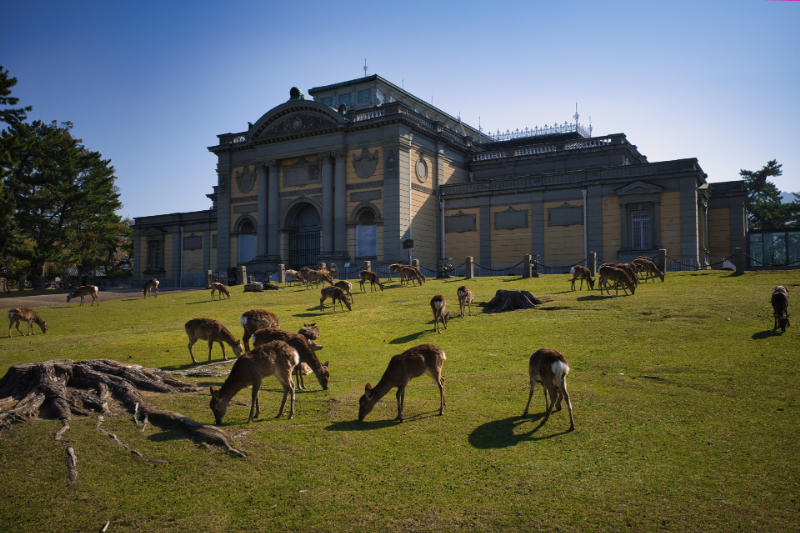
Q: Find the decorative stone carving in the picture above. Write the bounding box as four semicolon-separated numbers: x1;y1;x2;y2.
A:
548;202;583;227
183;234;202;251
353;148;379;179
384;149;398;182
231;195;258;204
415;156;428;183
494;206;528;231
283;157;321;188
268;114;332;136
347;180;383;191
233;203;258;214
235;166;256;193
445;210;477;234
350;190;382;203
411;183;434;195
218;173;228;195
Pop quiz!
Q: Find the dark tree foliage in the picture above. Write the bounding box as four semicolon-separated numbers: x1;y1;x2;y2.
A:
741;160;799;230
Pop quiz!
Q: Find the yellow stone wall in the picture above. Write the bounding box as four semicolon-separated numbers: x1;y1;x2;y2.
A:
183;239;204;274
707;207;732;257
543;200;584;263
444;208;480;262
411;187;437;268
602;196;621;262
491;204;532;266
660;192;682;256
230;165;258;200
441;160;468;186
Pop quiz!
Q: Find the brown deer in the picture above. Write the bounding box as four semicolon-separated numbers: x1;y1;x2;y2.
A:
413;266;427;284
209;340;299;424
358;343;446;422
598;265;636;295
285;269;306;287
298;323;320;340
240;309;280;351
306;269;334;288
772;285;791;332
457;286;474;318
638;260;664;282
400;267;424;286
334;280;354;301
387;263;407;281
184;318;245;363
359;271;384;292
8;307;48;337
522;347;575;430
569;265;594;291
142;278;159;298
210;282;231;300
251;328;329;390
67;285;99;306
295;324;320;389
320;286;352;312
430;294;449;333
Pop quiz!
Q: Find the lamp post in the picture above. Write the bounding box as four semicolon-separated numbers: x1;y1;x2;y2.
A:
581;188;588;267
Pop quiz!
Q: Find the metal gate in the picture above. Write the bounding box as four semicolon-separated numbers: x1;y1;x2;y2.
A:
288;226;320;269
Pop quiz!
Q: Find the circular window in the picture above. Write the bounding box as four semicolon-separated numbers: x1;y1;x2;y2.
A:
415;158;428;183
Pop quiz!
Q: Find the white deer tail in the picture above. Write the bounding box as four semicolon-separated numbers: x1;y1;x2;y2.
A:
433;301;443;309
551;360;570;381
7;311;13;319
240;316;248;328
570;266;576;275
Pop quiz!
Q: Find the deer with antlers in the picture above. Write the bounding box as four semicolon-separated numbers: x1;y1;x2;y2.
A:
359;271;384;292
209;340;299;424
430;294;449;333
240;309;280;351
66;285;99;306
8;307;48;337
185;318;245;363
457;286;474;318
142;278;159;298
210;282;231;300
251;328;329;391
522;347;575;430
358;344;446;422
320;286;352;312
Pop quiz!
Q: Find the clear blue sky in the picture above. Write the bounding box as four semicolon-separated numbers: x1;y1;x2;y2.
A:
3;0;798;219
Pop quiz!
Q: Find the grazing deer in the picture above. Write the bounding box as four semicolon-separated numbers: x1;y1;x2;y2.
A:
210;282;231;300
240;309;280;351
306;269;334;288
569;265;594;291
358;343;446;422
295;324;319;389
142;278;159;298
185;318;245;364
209;340;299;424
359;271;384;292
251;328;329;390
772;285;791;332
522;347;575;431
413;266;427;284
598;266;636;295
285;269;306;287
388;263;407;281
8;307;47;337
639;260;664;283
67;285;99;306
457;286;474;318
298;323;320;340
430;294;449;333
400;267;424;286
320;286;352;312
334;280;354;301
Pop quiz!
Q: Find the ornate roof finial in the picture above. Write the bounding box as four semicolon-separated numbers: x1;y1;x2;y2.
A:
363;58;368;78
573;103;580;125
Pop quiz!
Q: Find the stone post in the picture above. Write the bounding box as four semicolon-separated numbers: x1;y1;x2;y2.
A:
18;275;25;291
278;264;286;285
317;262;326;271
465;256;474;279
657;249;667;275
588;252;597;276
239;266;247;285
38;275;47;290
523;254;532;279
411;259;420;268
206;270;213;288
363;260;371;272
735;247;745;274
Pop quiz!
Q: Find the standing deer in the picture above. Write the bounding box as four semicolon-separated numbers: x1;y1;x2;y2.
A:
639;260;664;282
387;263;407;281
142;278;159;298
358;343;446;422
209;340;299;424
210;282;231;300
569;266;594;291
285;269;306;287
334;280;354;301
457;286;474;318
306;269;334;288
240;309;280;351
320;286;352;312
295;323;320;390
430;294;449;333
359;271;384;292
251;328;330;390
598;266;636;295
184;318;245;363
522;347;575;431
67;285;99;306
8;307;48;337
772;285;791;332
400;267;424;286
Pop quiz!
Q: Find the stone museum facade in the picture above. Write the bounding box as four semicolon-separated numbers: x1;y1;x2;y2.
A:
132;75;747;286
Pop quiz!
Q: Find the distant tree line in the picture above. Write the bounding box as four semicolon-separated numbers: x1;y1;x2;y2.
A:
1;66;132;287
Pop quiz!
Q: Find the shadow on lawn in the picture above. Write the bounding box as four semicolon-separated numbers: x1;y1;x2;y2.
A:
752;329;786;339
390;331;427;344
325;419;399;431
468;415;573;449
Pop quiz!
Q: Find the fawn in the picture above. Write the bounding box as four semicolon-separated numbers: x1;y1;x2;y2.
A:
522;347;575;430
240;309;280;351
67;285;99;306
8;307;48;337
185;318;244;363
210;282;231;300
334;280;354;301
430;294;449;333
457;286;474;318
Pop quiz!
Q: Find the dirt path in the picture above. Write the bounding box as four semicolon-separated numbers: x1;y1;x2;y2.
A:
1;288;204;309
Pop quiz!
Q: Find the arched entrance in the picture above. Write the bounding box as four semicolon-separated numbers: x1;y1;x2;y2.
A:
238;219;256;263
355;209;378;258
286;203;321;269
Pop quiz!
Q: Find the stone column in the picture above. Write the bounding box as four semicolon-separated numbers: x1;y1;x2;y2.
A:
239;265;247;285
363;260;371;272
523;255;532;279
321;153;334;255
216;170;231;273
588;252;597;276
334;150;347;255
256;163;268;257
278;264;286;285
267;160;280;260
735;247;745;274
465;256;474;279
658;248;667;274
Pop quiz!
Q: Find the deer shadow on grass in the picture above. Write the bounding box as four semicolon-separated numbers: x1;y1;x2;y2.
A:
752;330;786;339
325;419;400;431
469;415;573;449
389;331;426;344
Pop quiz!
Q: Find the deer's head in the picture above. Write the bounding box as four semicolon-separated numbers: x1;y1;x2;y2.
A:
315;360;330;390
359;383;375;421
209;386;228;425
778;313;791;332
39;321;48;334
232;341;245;357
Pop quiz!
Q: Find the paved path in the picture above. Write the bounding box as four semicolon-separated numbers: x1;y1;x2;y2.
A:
1;287;204;309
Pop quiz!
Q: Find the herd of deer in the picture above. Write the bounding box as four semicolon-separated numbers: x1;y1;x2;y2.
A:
568;256;665;296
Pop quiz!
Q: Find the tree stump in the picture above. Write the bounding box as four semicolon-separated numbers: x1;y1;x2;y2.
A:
243;283;263;292
484;290;542;313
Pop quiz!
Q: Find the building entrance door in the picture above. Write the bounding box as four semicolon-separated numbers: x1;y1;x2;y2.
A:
287;203;321;269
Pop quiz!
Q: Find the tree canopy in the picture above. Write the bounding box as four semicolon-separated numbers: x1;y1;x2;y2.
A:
741;159;799;230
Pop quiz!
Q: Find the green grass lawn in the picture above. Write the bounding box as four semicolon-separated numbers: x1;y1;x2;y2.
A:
0;271;798;532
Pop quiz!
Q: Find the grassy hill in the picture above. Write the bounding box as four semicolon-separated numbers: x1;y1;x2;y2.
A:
0;270;798;532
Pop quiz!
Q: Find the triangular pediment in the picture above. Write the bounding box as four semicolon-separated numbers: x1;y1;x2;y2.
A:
615;180;664;195
250;101;348;139
142;226;168;236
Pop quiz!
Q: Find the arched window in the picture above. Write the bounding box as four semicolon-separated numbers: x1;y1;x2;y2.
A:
355;209;377;258
238;219;256;263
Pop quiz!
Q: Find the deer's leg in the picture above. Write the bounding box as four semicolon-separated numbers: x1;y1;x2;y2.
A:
14;319;25;337
299;370;306;390
248;382;261;423
219;342;228;361
543;385;560;423
188;336;198;364
395;383;408;422
558;378;575;430
27;319;34;335
523;377;535;417
206;340;214;362
431;371;445;415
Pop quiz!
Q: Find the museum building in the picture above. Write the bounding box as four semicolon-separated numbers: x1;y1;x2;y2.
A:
132;75;747;286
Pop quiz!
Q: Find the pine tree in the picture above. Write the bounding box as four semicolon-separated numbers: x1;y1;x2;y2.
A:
741;160;799;230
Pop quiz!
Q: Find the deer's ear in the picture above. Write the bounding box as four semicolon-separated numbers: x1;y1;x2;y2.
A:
209;386;218;398
323;361;329;368
364;383;372;397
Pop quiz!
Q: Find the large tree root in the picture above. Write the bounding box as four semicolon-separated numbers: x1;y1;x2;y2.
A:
484;289;543;313
0;359;248;481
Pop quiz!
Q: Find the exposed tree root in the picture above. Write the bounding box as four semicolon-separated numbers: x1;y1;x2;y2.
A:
0;359;249;480
484;289;543;313
95;416;167;464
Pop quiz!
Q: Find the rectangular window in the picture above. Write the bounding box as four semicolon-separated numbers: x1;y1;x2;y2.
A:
356;225;377;258
377;91;385;104
631;210;652;250
339;93;351;106
321;97;333;106
148;241;162;270
357;89;370;103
